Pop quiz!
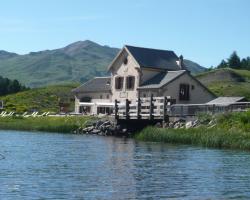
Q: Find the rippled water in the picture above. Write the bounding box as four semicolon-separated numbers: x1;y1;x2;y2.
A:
0;130;250;199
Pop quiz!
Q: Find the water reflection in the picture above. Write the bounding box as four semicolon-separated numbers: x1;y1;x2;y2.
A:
0;131;250;199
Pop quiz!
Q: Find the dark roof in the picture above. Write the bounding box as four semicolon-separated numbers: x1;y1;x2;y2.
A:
206;97;246;105
125;45;181;70
72;77;111;93
139;70;186;89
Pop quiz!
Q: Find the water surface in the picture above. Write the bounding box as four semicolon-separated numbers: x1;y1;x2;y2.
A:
0;130;250;199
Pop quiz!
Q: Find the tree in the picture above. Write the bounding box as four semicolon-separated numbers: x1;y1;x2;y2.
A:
217;59;228;68
0;75;27;96
228;51;241;69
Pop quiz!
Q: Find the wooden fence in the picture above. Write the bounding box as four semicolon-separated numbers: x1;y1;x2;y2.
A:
115;95;172;123
114;96;250;120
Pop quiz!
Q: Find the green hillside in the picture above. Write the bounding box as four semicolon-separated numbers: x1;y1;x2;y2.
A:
0;83;79;113
0;40;205;88
196;68;250;100
183;59;206;74
0;40;119;88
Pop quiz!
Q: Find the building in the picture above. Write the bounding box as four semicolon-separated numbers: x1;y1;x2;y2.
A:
72;45;215;114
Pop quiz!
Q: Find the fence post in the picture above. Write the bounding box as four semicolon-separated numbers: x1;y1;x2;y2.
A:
125;99;130;120
149;94;154;120
115;99;119;120
137;96;141;120
181;105;183;117
212;104;215;114
163;96;169;127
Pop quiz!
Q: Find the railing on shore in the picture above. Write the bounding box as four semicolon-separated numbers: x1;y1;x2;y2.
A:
170;102;250;116
114;96;250;120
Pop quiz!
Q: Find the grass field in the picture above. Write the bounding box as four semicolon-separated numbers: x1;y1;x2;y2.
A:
0;116;92;133
196;68;250;99
135;110;250;150
0;83;79;113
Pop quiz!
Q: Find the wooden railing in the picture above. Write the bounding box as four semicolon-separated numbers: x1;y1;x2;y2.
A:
170;102;250;116
115;95;172;122
114;96;250;119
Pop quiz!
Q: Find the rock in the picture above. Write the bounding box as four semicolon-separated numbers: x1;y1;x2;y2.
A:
92;129;101;134
122;128;127;133
192;119;200;127
185;121;193;129
155;122;162;128
174;122;180;129
168;122;174;128
208;124;216;129
208;120;215;125
95;120;103;129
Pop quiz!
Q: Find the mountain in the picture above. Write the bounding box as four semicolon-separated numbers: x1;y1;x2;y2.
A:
0;50;18;59
0;40;205;87
196;68;250;100
183;59;206;74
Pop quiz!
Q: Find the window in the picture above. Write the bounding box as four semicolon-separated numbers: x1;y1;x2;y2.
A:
179;84;190;101
80;96;91;102
106;94;109;99
115;76;124;90
126;76;135;90
123;57;128;65
100;95;103;99
191;85;195;90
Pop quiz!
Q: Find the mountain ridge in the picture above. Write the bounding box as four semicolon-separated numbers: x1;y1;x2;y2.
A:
0;40;205;87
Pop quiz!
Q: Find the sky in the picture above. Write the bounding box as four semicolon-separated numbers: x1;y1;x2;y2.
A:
0;0;250;67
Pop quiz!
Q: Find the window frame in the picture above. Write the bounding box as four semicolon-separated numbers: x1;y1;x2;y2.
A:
126;76;135;90
115;76;124;90
179;84;190;101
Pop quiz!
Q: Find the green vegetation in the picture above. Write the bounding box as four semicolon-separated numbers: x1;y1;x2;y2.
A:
196;68;250;99
0;40;119;87
0;116;92;133
217;51;250;70
0;83;79;113
135;110;250;150
0;75;27;96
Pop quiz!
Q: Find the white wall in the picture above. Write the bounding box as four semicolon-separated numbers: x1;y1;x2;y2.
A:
110;49;140;101
74;92;112;114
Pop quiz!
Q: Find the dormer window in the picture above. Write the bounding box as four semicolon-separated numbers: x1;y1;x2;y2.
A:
123;57;128;65
115;76;124;90
126;76;135;90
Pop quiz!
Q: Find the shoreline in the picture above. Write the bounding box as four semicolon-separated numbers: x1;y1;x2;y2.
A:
0;116;92;133
134;111;250;151
0;111;249;151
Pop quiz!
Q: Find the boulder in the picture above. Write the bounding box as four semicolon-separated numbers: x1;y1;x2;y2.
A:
185;121;193;129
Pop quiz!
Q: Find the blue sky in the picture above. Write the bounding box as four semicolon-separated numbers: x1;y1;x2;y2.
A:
0;0;249;67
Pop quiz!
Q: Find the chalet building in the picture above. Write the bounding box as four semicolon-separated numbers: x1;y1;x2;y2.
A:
72;45;215;114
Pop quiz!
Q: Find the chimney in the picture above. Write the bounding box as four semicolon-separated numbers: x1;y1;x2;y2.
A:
179;55;184;69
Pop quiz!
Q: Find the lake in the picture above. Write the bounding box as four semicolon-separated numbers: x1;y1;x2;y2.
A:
0;130;250;199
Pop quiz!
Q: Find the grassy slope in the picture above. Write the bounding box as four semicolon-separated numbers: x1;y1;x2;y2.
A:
196;68;250;99
135;111;250;150
0;116;92;133
0;41;119;88
0;83;79;113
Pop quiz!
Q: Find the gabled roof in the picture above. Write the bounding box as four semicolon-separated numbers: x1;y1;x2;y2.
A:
125;45;181;70
72;77;111;93
206;97;246;105
139;70;186;89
